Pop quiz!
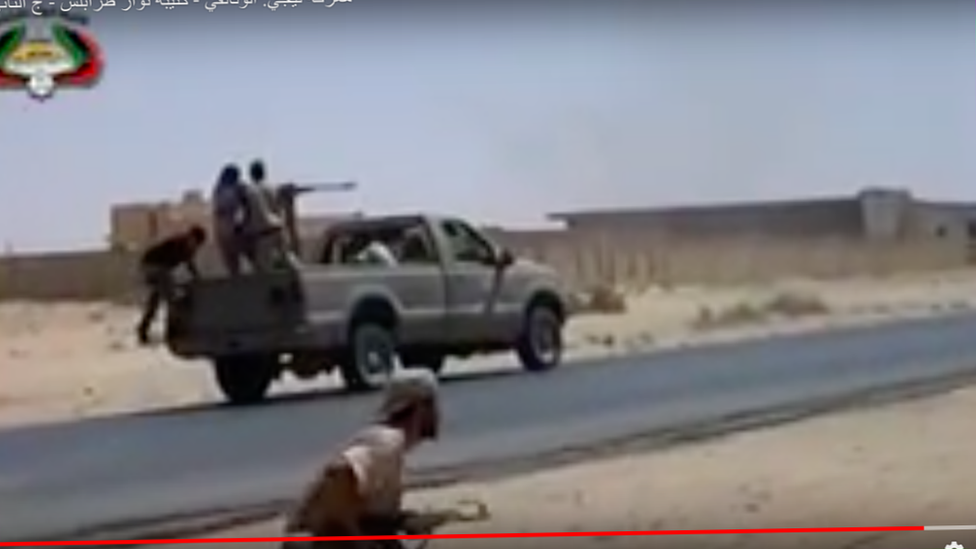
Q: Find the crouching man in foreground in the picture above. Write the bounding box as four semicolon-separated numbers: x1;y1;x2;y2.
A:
283;370;487;549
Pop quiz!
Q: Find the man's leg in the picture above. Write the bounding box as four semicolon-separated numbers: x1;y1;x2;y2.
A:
279;530;405;549
216;230;243;276
155;272;178;332
136;268;174;345
136;285;162;345
279;522;404;549
239;233;258;273
250;234;275;272
250;230;296;271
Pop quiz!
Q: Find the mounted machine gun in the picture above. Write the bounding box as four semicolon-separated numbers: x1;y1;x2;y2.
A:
272;181;358;257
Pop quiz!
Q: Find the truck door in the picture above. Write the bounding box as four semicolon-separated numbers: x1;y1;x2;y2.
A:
438;219;516;343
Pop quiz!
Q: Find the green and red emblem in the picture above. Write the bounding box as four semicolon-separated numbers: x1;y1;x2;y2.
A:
0;17;103;101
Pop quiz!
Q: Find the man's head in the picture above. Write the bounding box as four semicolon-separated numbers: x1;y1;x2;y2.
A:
187;225;207;247
217;164;242;188
249;160;266;184
378;370;440;446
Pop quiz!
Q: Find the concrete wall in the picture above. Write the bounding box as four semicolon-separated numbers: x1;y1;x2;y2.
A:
0;234;964;303
555;189;975;245
495;230;968;288
4;190;974;303
554;197;865;239
858;188;912;240
907;200;976;243
0;250;138;302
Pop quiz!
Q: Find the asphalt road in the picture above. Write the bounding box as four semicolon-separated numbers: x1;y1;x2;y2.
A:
5;313;976;543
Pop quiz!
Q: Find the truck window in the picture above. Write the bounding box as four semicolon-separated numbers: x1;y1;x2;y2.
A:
319;221;437;266
397;224;437;264
441;220;495;265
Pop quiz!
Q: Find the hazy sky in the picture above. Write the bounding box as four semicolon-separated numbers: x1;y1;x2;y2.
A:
0;1;973;251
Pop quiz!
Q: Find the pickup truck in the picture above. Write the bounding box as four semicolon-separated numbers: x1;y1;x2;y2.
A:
163;214;571;405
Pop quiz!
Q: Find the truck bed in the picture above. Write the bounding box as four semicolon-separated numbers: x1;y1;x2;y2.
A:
165;270;310;358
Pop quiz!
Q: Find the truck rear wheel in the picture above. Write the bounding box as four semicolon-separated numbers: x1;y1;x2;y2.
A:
340;322;399;392
515;304;564;372
213;355;277;405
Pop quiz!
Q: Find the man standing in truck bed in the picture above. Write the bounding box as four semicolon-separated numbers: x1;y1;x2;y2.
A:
243;159;301;271
211;163;249;276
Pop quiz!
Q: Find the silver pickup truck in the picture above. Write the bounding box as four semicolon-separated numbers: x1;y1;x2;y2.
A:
164;214;571;405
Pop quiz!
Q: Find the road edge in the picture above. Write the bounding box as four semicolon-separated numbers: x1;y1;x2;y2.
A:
53;366;976;547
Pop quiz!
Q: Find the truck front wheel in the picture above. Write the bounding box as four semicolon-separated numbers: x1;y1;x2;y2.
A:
213;355;277;405
515;304;564;372
340;322;399;392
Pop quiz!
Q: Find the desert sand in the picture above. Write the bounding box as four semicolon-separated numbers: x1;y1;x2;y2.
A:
153;381;976;549
2;269;976;429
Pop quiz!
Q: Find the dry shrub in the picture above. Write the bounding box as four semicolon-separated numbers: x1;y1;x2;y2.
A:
566;292;588;315
575;285;628;315
949;301;971;312
691;291;828;331
761;292;830;317
697;303;766;330
728;303;768;323
588;333;616;347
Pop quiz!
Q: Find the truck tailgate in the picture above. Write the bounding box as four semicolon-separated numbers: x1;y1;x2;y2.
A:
165;272;307;352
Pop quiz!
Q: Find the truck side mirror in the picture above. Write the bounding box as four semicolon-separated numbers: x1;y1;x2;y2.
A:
496;248;515;269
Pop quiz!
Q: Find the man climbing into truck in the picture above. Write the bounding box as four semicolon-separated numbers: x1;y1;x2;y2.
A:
135;225;207;345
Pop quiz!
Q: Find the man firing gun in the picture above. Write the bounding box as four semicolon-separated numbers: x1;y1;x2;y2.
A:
243;159;299;272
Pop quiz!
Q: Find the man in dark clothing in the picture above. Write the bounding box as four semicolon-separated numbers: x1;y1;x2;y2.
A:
135;225;207;345
211;164;249;276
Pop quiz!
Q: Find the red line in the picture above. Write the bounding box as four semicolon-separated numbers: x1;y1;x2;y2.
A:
1;526;926;546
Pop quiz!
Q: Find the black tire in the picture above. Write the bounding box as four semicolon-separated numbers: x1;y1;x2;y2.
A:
515;304;564;372
213;355;277;405
340;322;399;392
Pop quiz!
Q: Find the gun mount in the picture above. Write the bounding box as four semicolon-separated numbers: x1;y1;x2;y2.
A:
274;180;358;256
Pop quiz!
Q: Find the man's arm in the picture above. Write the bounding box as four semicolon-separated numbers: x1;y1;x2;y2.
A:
183;255;201;279
176;238;202;280
399;500;491;534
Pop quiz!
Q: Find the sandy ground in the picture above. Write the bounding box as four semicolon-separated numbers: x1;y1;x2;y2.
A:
2;269;976;429
150;382;976;549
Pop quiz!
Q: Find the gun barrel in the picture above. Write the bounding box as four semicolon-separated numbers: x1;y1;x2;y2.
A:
296;181;358;192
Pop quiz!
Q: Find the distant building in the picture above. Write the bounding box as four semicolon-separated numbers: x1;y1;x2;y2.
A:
549;188;976;242
550;195;863;239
